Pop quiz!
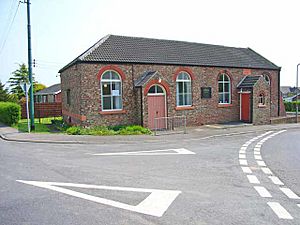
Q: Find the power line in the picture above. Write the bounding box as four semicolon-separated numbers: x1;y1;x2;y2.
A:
0;1;21;56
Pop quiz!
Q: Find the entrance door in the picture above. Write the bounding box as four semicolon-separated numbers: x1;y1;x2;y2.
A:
147;85;166;130
240;93;251;122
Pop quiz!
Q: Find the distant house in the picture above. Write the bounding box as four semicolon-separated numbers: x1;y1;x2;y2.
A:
280;86;300;98
284;93;300;102
34;83;61;103
59;35;283;128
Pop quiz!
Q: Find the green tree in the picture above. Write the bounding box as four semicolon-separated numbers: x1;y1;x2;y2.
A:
8;63;35;100
34;83;46;93
0;81;9;102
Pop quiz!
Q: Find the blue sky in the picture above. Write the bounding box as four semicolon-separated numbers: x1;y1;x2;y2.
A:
0;0;299;88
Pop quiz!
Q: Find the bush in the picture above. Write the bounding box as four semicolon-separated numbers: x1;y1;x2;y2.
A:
118;125;152;135
65;125;151;135
284;101;300;112
0;102;21;125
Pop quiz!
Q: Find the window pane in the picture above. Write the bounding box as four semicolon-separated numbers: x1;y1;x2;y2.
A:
218;75;223;82
224;83;230;92
185;82;191;94
113;96;122;109
102;72;110;80
157;86;163;93
185;93;192;105
111;72;120;80
112;81;121;92
225;93;230;103
102;82;111;95
148;86;155;93
223;74;229;81
177;82;184;94
219;94;224;103
218;83;223;92
103;97;111;110
178;94;184;106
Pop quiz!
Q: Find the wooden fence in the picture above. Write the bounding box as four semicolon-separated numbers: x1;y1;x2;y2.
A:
21;102;62;119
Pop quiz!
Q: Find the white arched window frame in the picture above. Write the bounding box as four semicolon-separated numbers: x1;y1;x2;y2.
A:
218;73;231;104
101;70;122;111
147;84;165;95
176;72;192;106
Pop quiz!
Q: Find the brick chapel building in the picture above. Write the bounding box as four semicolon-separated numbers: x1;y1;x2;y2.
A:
59;35;283;129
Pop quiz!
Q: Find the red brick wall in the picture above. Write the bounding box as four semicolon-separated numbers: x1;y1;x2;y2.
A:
55;92;62;102
60;63;280;127
21;102;62;119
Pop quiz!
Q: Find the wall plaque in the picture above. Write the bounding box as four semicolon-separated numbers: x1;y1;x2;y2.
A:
201;87;212;98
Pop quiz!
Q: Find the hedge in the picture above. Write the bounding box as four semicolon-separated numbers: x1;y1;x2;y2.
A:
284;101;300;112
0;102;21;125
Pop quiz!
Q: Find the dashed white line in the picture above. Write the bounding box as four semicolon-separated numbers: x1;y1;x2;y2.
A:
247;175;260;184
240;146;247;151
254;155;262;160
254;151;261;155
257;161;266;167
268;176;284;186
239;150;246;154
254;147;261;151
261;167;273;175
279;187;300;200
254;186;272;198
267;202;293;220
241;167;252;174
297;204;300;208
239;159;248;166
239;154;246;159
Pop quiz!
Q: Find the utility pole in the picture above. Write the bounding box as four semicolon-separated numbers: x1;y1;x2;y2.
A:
26;0;35;130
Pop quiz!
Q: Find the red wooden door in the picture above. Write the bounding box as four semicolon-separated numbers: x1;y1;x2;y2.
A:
241;93;250;122
148;95;166;130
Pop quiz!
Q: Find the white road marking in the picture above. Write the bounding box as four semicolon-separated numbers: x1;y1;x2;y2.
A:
268;176;284;186
261;167;273;175
257;161;266;167
239;159;248;165
279;187;300;199
240;146;247;151
239;154;246;159
267;202;293;220
254;147;260;151
89;148;195;156
254;155;262;160
242;144;249;147
247;175;260;184
254;151;261;155
297;204;300;208
16;180;181;217
254;186;272;198
241;167;252;174
239;150;246;154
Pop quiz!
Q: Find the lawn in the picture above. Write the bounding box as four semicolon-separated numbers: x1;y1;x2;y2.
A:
13;117;62;133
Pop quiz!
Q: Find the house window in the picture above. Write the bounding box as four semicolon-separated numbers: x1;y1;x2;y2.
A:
148;85;164;94
66;89;71;105
259;93;265;106
101;70;122;111
263;74;270;85
218;73;231;104
48;95;54;103
176;72;192;106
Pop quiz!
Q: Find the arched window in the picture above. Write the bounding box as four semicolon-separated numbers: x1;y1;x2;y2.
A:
176;72;192;106
148;85;164;95
101;70;122;111
263;74;270;85
218;73;231;104
259;93;265;106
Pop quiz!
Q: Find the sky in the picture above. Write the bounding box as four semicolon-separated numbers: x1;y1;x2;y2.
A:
0;0;299;88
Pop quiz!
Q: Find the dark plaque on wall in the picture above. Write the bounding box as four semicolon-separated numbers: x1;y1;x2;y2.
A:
201;87;212;99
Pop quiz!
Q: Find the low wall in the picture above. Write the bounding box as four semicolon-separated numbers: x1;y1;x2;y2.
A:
21;102;62;119
270;116;298;124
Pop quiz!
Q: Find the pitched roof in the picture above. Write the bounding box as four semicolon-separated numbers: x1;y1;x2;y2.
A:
59;35;280;73
237;76;261;88
35;83;61;95
134;71;157;87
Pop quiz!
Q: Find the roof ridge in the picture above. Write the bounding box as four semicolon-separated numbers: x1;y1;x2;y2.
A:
79;34;111;60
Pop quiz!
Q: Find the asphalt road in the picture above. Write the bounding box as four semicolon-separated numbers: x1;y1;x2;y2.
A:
0;128;299;225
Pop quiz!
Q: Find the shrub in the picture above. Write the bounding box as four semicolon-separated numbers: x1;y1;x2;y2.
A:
0;102;21;125
66;126;82;135
284;101;300;112
118;125;152;135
